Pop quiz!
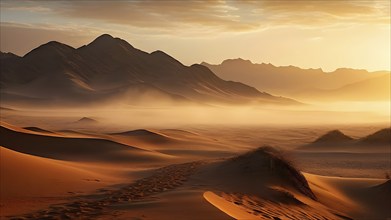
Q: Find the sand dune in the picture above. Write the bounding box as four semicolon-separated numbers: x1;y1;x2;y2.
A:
75;117;98;124
203;191;344;220
305;173;390;220
104;128;236;160
313;130;354;144
192;147;316;199
359;128;391;145
6;161;203;219
183;147;351;219
0;147;112;198
299;128;391;152
0;120;389;219
3;143;389;219
0;122;170;163
195;148;389;219
110;129;173;144
0;147;116;217
203;191;255;219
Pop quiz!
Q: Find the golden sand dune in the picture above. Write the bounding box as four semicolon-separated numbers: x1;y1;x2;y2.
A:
305;173;390;219
1;123;389;219
2;145;390;220
110;129;174;144
0;147;116;217
299;128;391;152
0;122;171;163
4;160;202;219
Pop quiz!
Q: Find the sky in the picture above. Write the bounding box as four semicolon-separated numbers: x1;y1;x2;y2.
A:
0;0;390;72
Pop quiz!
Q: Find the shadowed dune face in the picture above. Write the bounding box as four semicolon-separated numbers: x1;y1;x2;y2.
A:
196;147;389;220
361;180;391;217
368;180;391;196
192;147;316;200
196;147;358;220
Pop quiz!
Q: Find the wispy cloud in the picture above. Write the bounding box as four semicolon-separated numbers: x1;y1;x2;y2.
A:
1;0;389;34
245;0;390;27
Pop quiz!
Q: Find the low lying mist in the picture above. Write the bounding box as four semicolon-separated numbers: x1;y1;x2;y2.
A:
2;100;389;131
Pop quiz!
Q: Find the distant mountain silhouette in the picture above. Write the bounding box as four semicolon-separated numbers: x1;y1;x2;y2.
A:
359;128;391;145
203;59;390;100
0;34;296;106
295;74;390;101
313;130;354;144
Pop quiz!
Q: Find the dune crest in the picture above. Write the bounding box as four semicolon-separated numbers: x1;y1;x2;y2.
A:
203;191;255;219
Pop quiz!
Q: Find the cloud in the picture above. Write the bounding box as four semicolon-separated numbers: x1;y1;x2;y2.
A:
62;1;391;28
2;0;388;34
55;1;259;32
236;1;390;28
0;1;50;11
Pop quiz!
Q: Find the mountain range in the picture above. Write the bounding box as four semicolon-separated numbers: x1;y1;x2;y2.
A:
0;34;295;106
203;58;390;101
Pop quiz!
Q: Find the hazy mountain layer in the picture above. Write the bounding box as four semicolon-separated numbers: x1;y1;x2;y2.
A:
0;35;295;106
203;58;390;100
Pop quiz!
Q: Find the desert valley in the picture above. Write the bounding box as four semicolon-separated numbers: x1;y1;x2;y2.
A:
1;1;390;220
